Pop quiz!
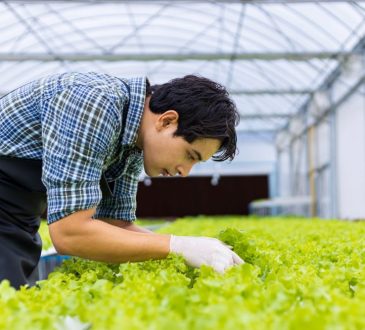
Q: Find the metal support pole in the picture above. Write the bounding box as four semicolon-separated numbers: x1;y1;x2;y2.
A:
276;149;281;198
308;126;317;217
329;90;338;218
289;141;294;197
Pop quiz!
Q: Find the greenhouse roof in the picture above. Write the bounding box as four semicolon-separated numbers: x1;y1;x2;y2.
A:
1;0;365;135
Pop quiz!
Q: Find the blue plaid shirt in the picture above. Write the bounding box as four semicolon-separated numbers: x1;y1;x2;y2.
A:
0;72;146;224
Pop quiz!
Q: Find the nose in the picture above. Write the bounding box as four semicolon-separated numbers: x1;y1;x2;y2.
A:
177;163;193;177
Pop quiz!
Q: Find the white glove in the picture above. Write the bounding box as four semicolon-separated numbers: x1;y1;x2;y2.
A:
169;235;244;274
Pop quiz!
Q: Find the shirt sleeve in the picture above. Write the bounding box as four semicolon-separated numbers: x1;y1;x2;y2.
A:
94;151;143;221
41;85;121;224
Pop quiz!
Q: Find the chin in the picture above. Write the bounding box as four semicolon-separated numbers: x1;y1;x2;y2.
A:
144;158;160;177
144;165;157;177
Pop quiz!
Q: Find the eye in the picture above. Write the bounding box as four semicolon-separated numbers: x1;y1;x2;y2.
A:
187;152;195;161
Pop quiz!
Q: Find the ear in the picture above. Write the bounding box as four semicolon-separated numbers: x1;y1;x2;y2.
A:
156;110;179;131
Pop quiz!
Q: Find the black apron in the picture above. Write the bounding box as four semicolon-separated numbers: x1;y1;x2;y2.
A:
0;78;131;288
0;156;46;289
0;156;114;289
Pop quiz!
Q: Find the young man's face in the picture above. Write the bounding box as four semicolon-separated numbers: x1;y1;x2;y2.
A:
141;110;221;178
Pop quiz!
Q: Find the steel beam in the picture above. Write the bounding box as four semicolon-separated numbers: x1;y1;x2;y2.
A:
236;129;277;134
230;89;313;95
0;51;356;62
278;73;365;144
240;113;293;119
2;0;365;3
277;33;365;136
0;88;318;97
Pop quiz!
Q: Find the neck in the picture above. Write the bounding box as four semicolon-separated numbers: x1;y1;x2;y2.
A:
135;95;151;150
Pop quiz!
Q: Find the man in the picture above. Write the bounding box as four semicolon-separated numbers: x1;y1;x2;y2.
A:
0;72;243;289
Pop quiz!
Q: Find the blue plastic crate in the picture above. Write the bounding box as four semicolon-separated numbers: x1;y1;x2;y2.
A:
26;250;68;286
37;249;70;280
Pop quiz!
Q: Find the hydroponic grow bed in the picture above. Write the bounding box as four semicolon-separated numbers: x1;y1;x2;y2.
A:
0;216;364;330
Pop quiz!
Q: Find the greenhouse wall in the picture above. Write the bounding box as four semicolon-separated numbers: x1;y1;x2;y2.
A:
277;149;291;197
336;90;365;219
291;134;308;197
278;92;365;220
313;119;332;218
275;50;365;219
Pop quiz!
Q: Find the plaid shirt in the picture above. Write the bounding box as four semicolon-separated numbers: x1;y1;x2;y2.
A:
0;72;146;224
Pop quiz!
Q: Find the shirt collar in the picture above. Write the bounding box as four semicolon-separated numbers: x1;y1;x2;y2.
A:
121;77;146;147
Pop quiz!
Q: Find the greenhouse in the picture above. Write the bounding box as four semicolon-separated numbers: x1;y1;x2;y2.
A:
0;0;364;329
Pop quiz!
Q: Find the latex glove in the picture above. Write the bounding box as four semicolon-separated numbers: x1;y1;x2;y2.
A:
169;235;244;273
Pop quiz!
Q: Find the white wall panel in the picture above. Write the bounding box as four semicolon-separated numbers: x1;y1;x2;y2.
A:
316;167;331;218
336;91;365;219
278;149;291;197
291;136;308;196
316;120;330;168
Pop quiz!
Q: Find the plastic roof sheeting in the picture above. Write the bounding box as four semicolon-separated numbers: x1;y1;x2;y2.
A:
1;1;365;134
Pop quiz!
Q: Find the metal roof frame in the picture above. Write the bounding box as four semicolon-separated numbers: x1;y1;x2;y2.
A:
0;0;365;136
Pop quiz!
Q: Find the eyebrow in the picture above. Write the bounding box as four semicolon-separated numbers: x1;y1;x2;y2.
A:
192;149;204;162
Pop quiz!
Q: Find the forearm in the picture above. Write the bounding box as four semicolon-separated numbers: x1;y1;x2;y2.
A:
49;215;170;263
100;218;154;234
123;223;154;233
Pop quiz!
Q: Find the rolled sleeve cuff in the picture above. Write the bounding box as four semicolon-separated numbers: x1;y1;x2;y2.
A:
47;182;102;224
94;195;137;222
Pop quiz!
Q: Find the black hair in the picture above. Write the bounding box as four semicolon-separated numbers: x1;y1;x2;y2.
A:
145;78;152;97
148;75;239;162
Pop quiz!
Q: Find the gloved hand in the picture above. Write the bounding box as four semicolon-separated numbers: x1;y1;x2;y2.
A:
169;235;244;273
